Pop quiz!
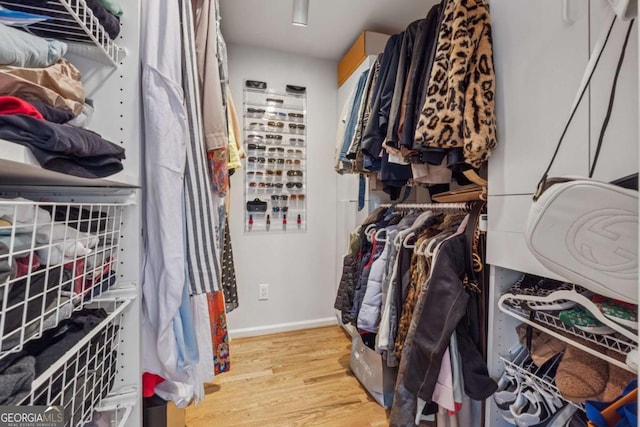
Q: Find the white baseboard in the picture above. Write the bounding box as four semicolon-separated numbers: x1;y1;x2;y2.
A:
228;317;338;339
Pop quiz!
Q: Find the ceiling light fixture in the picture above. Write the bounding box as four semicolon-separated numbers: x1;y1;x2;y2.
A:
291;0;309;26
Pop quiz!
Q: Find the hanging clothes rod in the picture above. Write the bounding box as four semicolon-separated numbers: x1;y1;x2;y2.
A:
378;202;475;211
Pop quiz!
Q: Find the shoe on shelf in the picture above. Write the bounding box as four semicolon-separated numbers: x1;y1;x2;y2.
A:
563;409;589;427
494;369;523;423
516;325;567;368
495;348;531;423
555;342;609;402
509;384;564;427
557;305;616;335
600;349;637;402
545;404;577;427
504;274;582;311
591;295;638;330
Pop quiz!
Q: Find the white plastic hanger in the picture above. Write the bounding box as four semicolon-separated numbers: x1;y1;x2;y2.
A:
415;238;429;256
402;231;415;249
425;239;440;258
364;224;376;242
374;228;387;242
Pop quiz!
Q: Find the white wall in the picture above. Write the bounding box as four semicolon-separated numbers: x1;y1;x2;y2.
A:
226;44;339;337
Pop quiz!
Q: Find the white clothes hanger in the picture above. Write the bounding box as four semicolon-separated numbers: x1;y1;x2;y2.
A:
425;238;440;258
402;232;415;249
364;224;376;242
374;228;387;242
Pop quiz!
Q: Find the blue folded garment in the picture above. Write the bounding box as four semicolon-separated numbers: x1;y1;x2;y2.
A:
0;7;50;26
0;23;67;68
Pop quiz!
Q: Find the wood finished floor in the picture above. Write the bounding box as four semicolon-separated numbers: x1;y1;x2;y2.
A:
185;326;389;427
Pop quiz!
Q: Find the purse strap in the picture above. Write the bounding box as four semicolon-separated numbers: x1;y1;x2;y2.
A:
534;13;621;200
590;19;635;178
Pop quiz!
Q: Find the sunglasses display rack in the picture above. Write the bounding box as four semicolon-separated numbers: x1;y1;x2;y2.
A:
243;81;307;233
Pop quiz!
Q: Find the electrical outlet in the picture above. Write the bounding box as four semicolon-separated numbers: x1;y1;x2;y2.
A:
258;284;269;300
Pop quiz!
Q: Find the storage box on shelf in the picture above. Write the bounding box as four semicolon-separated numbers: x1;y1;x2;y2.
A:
0;0;125;66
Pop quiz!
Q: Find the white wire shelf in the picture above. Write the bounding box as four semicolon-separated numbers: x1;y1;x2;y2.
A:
0;0;125;66
0;199;130;360
500;301;637;373
93;387;137;427
500;349;585;411
19;298;131;427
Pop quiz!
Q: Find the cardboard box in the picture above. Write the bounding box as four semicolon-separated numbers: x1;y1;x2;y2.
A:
338;31;390;87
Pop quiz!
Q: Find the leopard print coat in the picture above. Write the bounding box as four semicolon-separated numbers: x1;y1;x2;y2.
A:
414;0;496;168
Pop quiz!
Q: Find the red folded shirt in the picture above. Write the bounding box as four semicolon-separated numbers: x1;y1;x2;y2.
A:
0;96;44;120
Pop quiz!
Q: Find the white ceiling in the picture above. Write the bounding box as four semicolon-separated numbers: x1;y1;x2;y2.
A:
219;0;437;61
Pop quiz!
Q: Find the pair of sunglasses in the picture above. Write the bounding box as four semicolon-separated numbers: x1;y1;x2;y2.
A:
247;171;264;177
249;182;284;188
247;143;266;150
289;138;304;144
288;112;304;119
266;170;283;176
287;170;303;177
250;122;266;128
287;149;303;155
267;134;283;141
286;182;303;189
267;158;285;164
248;157;266;163
268;147;285;153
246;80;266;89
247;108;265;114
289;124;305;130
268;121;284;128
289;194;305;201
271;195;288;200
272;206;289;213
286;159;302;165
266;98;283;104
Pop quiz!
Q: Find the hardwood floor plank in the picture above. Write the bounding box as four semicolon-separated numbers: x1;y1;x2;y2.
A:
185;325;389;427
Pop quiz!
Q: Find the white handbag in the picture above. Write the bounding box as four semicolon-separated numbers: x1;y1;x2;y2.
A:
525;15;638;304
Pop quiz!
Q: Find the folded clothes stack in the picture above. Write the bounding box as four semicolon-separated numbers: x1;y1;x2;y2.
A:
0;308;111;406
0;199;118;352
0;0;122;39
